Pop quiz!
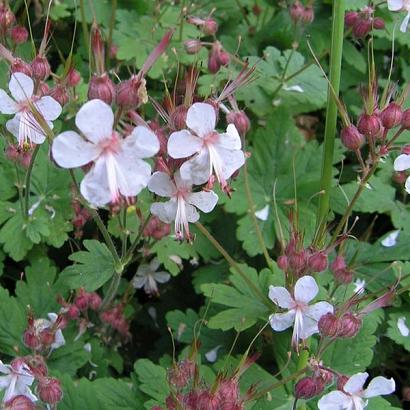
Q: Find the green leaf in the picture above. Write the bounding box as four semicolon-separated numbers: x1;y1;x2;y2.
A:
386;311;410;352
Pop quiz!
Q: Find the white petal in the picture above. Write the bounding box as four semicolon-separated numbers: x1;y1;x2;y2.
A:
388;0;404;10
217;124;242;150
268;286;294;308
35;96;62;121
186;190;218;213
47;313;58;323
6;113;47;144
344;372;369;395
149;257;161;271
353;279;366;294
205;345;222;363
186;102;216;137
124;126;159;158
364;376;395;398
298;314;320;339
148;172;176;197
0;361;10;375
52;131;101;168
305;301;334;322
75;99;114;143
167;129;202;159
9;72;34;102
381;230;400;247
397;316;410;336
151;200;178;223
132;276;147;289
393;154;410;171
255;205;270;221
0;89;17;114
179;149;211;185
51;329;66;350
154;271;171;283
294;275;319;304
215;146;245;180
185;203;200;223
318;391;352;410
269;310;295;332
405;175;410;194
400;12;410;32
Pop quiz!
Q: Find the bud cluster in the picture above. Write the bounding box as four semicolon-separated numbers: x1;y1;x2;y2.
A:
289;1;314;25
345;7;385;38
318;311;362;338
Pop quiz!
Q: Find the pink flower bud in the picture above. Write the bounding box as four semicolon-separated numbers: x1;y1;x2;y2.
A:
39;329;55;346
288;250;308;276
393;171;407;184
338;312;361;337
11;59;32;77
67;68;81;87
208;54;220;74
144;216;171;240
170;105;188;130
196;390;220;410
331;255;347;273
23;329;40;349
337;375;349;391
184;39;202;54
357;113;381;138
67;304;80;319
290;1;304;23
352;19;372;38
318;312;340;337
49;85;69;106
334;268;353;284
295;377;319;399
38;81;49;96
88;73;115;104
116;75;147;108
341;125;365;151
345;11;359;27
5;145;19;162
217;50;230;66
0;6;15;31
308;251;328;273
226;111;250;135
402;109;410;130
31;55;51;81
380;103;402;129
4;395;35;410
301;6;314;24
277;255;289;271
38;377;63;404
217;378;239;403
75;290;89;311
10;26;28;44
88;292;102;310
203;18;218;35
373;17;385;30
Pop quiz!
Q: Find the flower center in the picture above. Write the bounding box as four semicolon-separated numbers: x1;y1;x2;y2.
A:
99;132;121;155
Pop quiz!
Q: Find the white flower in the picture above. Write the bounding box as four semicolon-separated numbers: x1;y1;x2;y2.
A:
353;278;366;294
148;171;218;240
397;316;410;336
381;230;400;247
34;312;65;351
0;72;61;146
52;99;159;207
318;372;395;410
255;204;270;221
388;0;410;32
132;257;170;295
393;153;410;192
167;102;245;187
0;360;37;403
268;275;333;345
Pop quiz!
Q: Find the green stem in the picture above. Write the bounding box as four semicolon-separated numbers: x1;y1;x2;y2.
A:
24;145;40;218
79;0;89;53
107;0;117;61
196;222;271;309
316;0;345;235
124;215;151;264
100;272;121;310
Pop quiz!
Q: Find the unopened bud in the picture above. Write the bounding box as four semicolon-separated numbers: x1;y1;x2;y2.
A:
393;171;407;184
88;73;115;104
380;103;402;129
337;375;349;391
88;292;102;310
170;105;188;130
301;6;314;24
67;68;81;87
38;81;50;96
345;11;359;27
116;76;147;108
339;312;362;338
341;125;365;151
67;304;80;319
331;255;347;273
295;377;319;399
39;329;55;346
290;1;304;24
4;395;35;410
402;109;410;130
373;17;385;30
31;55;51;81
23;330;40;350
357;113;381;138
49;85;68;106
0;6;15;31
10;26;28;44
277;255;289;271
208;54;220;74
334;268;353;284
226;111;250;135
11;59;32;77
308;251;328;273
202;18;218;35
184;39;202;54
38;377;63;404
352;19;372;38
318;312;340;337
216;50;230;66
288;250;307;275
74;290;89;311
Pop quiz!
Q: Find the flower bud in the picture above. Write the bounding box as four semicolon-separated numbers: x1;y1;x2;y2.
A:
23;329;40;350
67;68;81;87
341;125;365;151
301;5;314;24
357;113;381;138
402;109;410;130
295;377;318;399
334;268;353;284
373;17;385;30
11;59;32;77
38;377;63;404
38;81;50;96
116;76;147;108
88;73;115;104
4;395;35;410
380;103;402;129
184;39;202;54
345;11;359;27
277;255;289;271
308;251;328;273
216;50;230;66
74;289;89;311
39;329;55;346
331;255;346;273
338;312;362;338
288;250;308;275
208;54;220;74
31;55;51;81
337;375;349;391
88;292;102;310
170;105;188;130
10;26;28;44
0;6;15;31
290;1;304;23
144;216;171;240
202;18;218;35
352;19;372;38
318;312;340;337
67;304;80;319
226;111;250;135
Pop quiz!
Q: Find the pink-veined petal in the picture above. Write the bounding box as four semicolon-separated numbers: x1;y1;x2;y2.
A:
75;99;114;143
298;314;320;339
6;113;47;144
148;172;176;197
179;149;211;185
0;89;17;114
394;154;410;171
186;190;218;213
318;391;352;410
35;96;62;121
52;131;101;168
5;115;20;139
151;200;178;224
304;301;334;322
214;146;245;180
268;286;294;308
217;124;242;150
294;275;319;304
124;126;159;158
167;129;202;159
364;377;396;398
344;372;369;395
186;102;216;137
9;72;33;102
400;11;410;32
388;0;404;10
185;203;200;223
269;310;295;332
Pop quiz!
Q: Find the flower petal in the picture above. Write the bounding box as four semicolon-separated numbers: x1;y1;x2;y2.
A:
6;113;47;144
186;102;216;137
75;99;114;143
305;301;334;321
215;146;245;180
298;314;320;339
185;203;200;223
268;286;294;308
269;310;295;332
124;126;159;158
294;275;319;304
35;96;62;121
151;200;178;223
149;257;161;272
167;129;202;159
318;391;352;410
132;276;147;288
186;190;218;213
344;372;369;395
9;72;33;102
394;154;410;171
364;376;395;398
179;149;211;185
52;131;101;168
154;271;171;283
148;172;176;197
217;124;242;150
388;0;403;11
400;11;410;32
0;89;17;114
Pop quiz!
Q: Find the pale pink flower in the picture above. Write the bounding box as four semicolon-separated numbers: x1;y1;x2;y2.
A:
388;0;410;32
148;171;218;240
33;312;65;351
394;153;410;192
167;102;245;187
318;372;395;410
0;72;61;146
132;257;170;295
52;99;159;207
269;275;333;345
